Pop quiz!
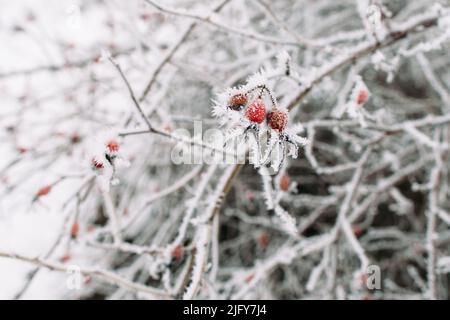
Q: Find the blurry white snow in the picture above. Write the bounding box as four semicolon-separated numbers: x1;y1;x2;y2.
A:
0;0;163;299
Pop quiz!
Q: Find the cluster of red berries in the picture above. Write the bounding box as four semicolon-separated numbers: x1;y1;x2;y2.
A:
228;93;288;132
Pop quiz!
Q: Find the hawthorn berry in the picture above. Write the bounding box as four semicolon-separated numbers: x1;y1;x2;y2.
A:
228;93;247;111
245;98;266;124
267;109;288;132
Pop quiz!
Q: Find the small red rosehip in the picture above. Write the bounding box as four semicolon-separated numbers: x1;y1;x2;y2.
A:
36;185;51;197
245;273;255;283
171;244;184;261
258;232;270;249
267;109;288;132
17;147;28;154
356;89;369;105
92;158;104;169
279;174;290;191
140;13;152;21
352;226;363;237
70;133;81;144
60;254;71;263
70;222;80;239
228;93;247;111
245;98;266;124
106;140;119;153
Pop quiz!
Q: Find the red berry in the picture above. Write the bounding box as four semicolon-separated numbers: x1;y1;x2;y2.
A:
352;226;363;237
70;133;81;144
245;273;255;283
258;232;270;249
106;140;119;153
36;185;51;197
92;158;104;169
70;222;80;239
267;109;288;132
279;174;290;191
171;245;184;261
245;98;266;124
357;89;369;105
60;254;71;263
17;147;28;154
140;13;152;21
228;93;247;111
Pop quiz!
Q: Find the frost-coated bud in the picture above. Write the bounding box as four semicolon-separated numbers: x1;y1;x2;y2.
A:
267;109;288;132
228;93;247;111
245;98;266;124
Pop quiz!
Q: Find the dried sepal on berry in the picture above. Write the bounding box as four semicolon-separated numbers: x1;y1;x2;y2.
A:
245;98;266;124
